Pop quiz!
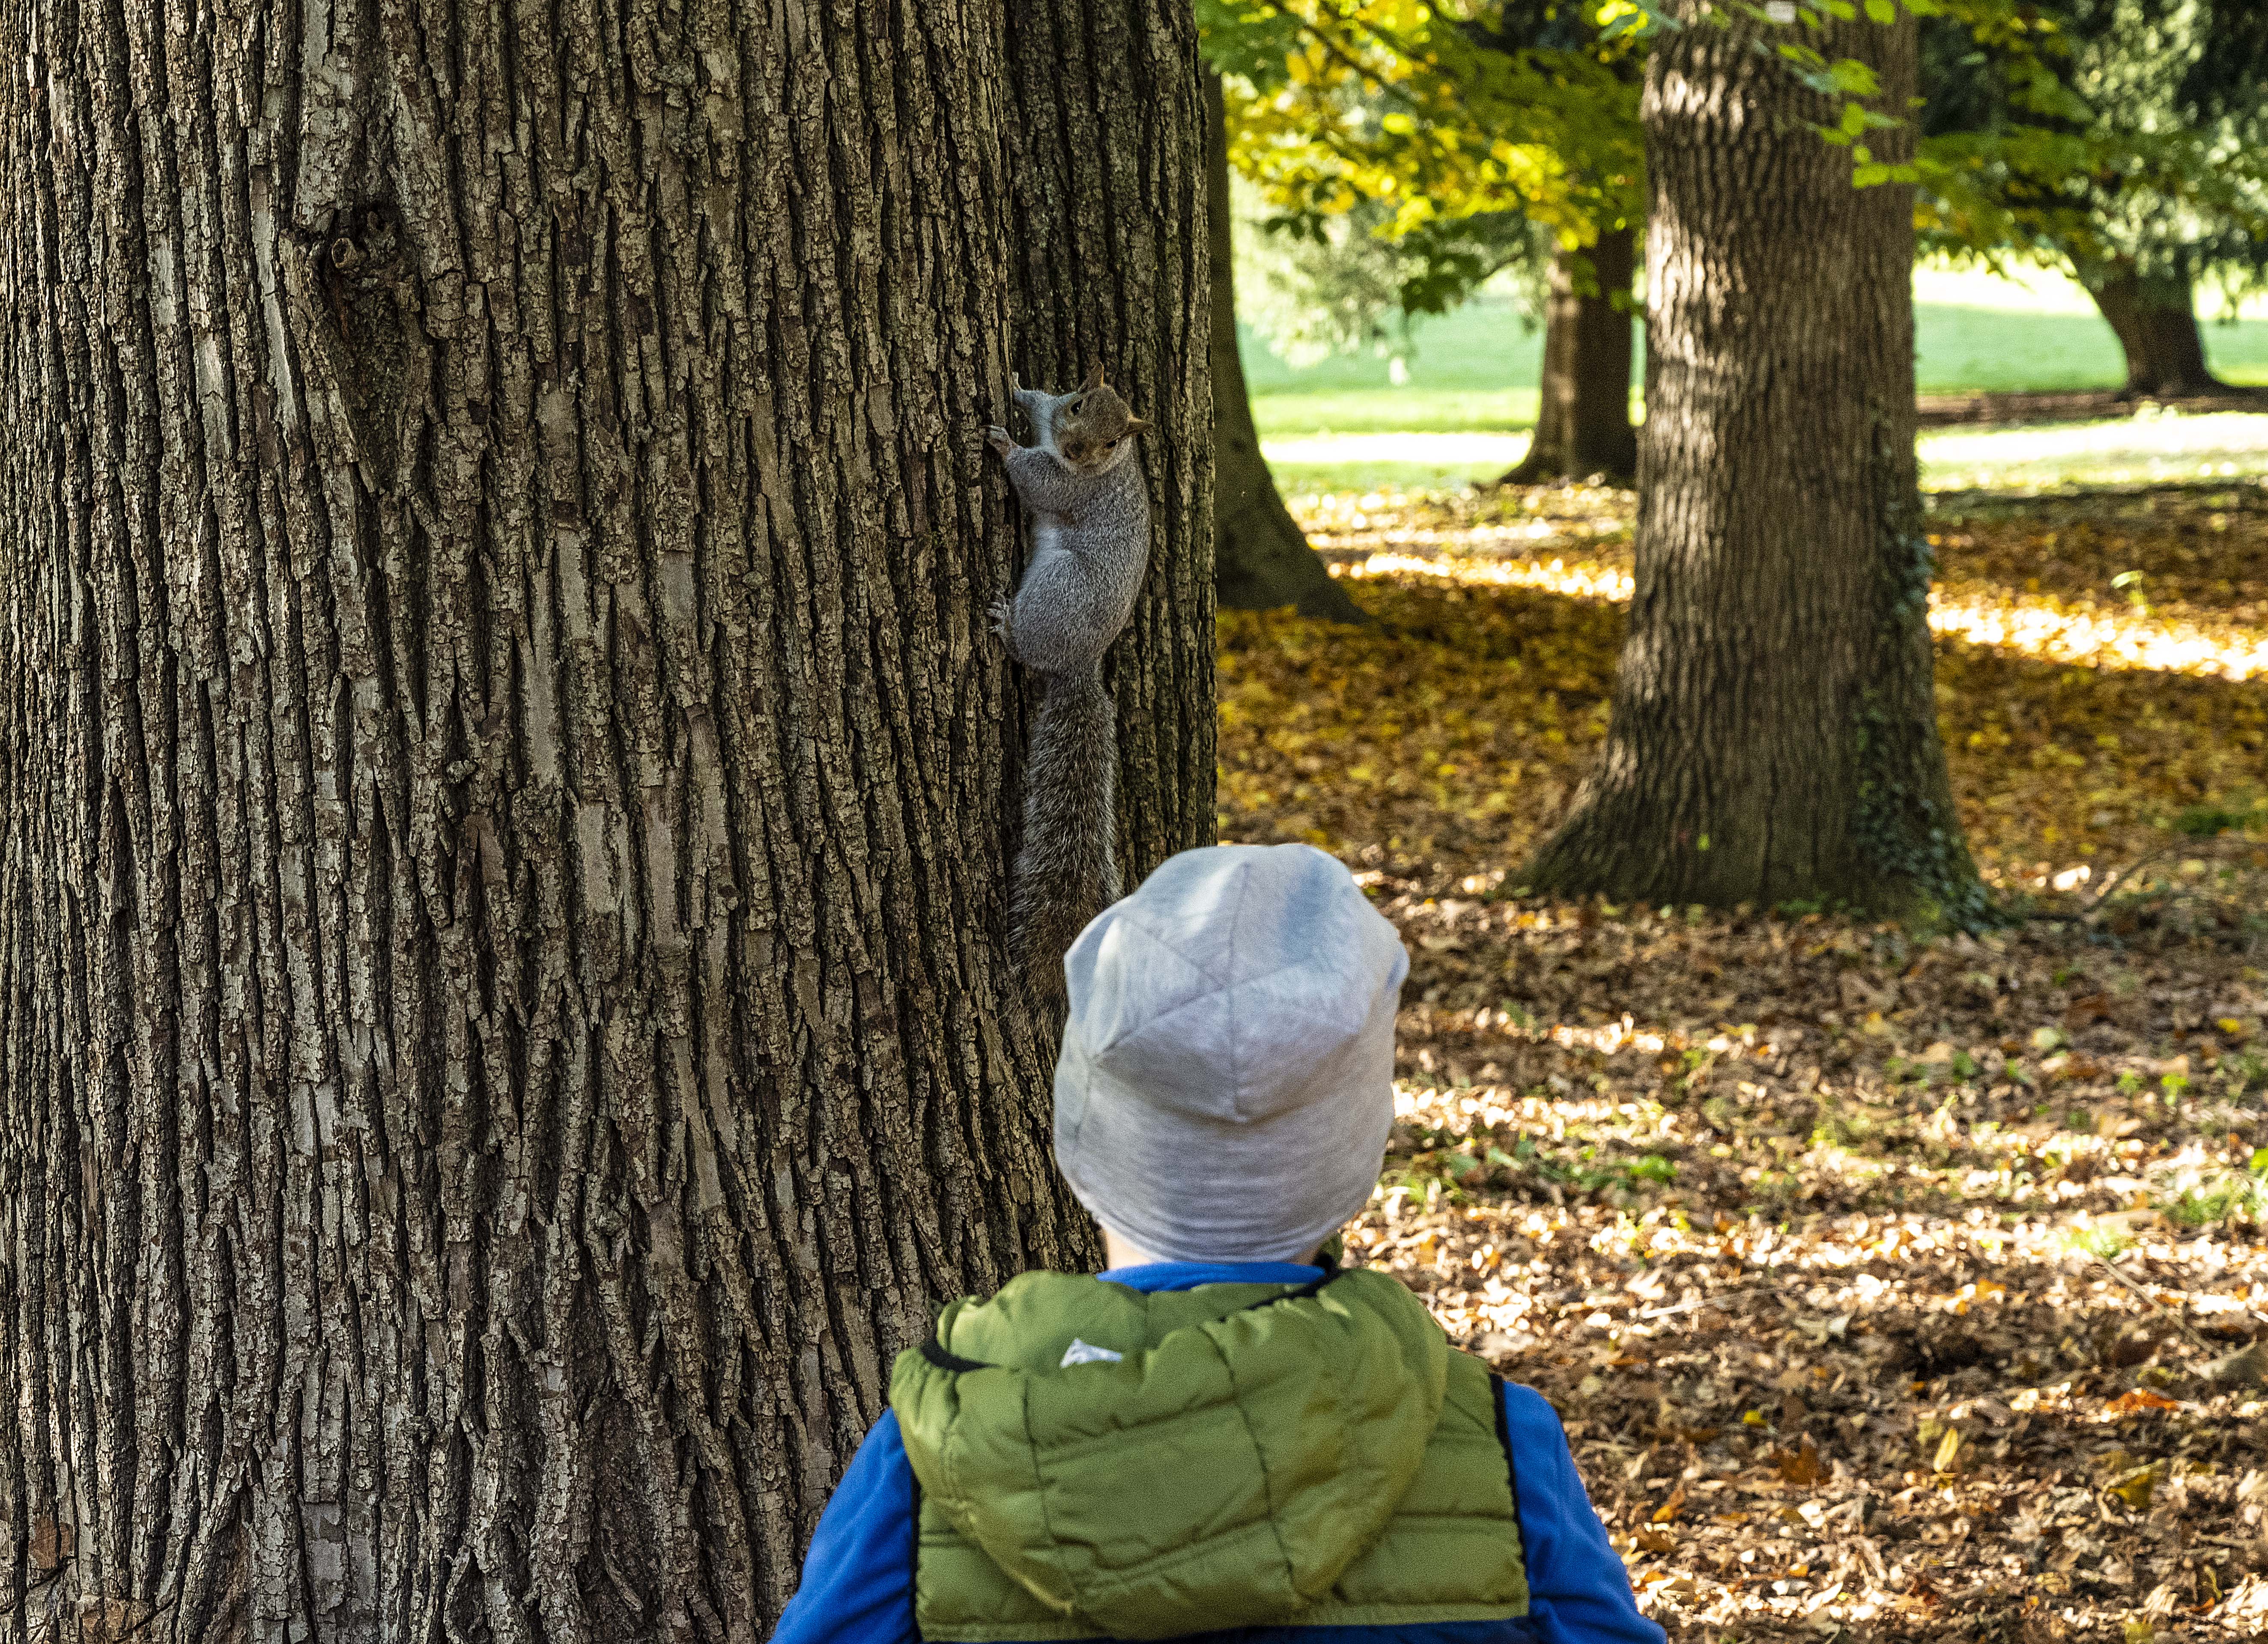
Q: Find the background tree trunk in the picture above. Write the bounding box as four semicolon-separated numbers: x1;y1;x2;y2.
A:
1497;228;1640;486
0;2;1209;1641
1206;79;1367;622
1522;5;1981;920
2078;261;2233;398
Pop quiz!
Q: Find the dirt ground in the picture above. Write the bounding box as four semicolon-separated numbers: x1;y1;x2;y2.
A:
1219;479;2268;1642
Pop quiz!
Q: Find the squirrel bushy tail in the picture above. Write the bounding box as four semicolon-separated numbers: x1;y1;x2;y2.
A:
1009;664;1120;1006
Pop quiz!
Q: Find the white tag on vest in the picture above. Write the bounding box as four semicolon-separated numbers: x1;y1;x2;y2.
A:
1059;1338;1124;1367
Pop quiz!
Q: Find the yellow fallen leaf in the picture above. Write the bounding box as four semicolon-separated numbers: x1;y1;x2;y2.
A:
2109;1465;2161;1510
1934;1427;1964;1472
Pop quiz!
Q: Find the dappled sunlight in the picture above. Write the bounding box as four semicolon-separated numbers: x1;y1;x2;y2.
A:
1356;1065;2268;1638
1227;470;2268;1641
1347;548;1636;602
1920;413;2268;492
1334;541;2268;680
1926;596;2268;681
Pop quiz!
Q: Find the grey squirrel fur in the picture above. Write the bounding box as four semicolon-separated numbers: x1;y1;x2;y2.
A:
986;363;1152;1004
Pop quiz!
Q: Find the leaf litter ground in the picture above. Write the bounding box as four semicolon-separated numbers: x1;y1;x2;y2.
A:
1220;480;2268;1644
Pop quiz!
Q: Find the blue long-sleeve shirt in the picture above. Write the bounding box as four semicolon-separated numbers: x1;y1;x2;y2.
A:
774;1262;1664;1644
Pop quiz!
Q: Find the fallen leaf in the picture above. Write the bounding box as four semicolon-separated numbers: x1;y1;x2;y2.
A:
1776;1433;1824;1486
1933;1426;1964;1473
2108;1465;2162;1510
2106;1388;2183;1415
2205;1340;2268;1389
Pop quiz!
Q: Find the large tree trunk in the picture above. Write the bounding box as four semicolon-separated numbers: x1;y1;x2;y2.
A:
1497;228;1640;486
2079;261;2234;399
1522;6;1981;920
0;1;1210;1641
1205;79;1367;623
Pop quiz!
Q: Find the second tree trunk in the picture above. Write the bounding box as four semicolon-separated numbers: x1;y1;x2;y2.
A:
1499;228;1640;486
1206;78;1369;622
1523;6;1982;920
2080;261;2232;399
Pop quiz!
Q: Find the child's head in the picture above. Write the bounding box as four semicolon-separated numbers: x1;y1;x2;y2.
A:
1052;844;1410;1264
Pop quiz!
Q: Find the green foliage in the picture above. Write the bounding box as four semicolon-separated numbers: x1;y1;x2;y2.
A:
1916;0;2268;289
1203;0;1647;324
1202;0;2151;340
1235;189;1544;365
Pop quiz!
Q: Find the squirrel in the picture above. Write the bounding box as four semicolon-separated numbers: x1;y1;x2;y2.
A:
985;363;1153;1004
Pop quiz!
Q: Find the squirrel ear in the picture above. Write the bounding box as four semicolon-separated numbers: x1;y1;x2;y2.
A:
1078;362;1104;394
1125;415;1151;433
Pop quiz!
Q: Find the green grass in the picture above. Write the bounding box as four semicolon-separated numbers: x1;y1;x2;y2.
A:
1245;264;2268;454
1260;414;2268;499
1244;265;2268;496
1252;388;1552;437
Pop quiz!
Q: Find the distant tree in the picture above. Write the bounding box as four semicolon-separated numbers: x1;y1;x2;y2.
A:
1524;3;1984;920
1208;77;1372;621
1497;223;1639;485
1919;0;2268;397
1206;0;1643;481
1476;2;1642;485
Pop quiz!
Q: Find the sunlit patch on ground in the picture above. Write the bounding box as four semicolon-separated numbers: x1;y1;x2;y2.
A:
1921;414;2268;493
1345;902;2268;1642
1221;482;2268;896
1331;541;2268;681
1350;1171;2268;1643
1222;474;2268;1642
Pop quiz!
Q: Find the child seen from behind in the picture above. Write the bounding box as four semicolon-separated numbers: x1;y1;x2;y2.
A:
776;843;1667;1644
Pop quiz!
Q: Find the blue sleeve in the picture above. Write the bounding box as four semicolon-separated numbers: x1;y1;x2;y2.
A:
1501;1384;1666;1644
770;1410;921;1644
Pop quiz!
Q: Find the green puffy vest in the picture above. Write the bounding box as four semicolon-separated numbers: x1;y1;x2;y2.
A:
889;1264;1530;1642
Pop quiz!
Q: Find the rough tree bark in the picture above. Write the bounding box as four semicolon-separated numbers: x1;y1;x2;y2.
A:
2077;260;2235;399
1496;228;1640;486
1206;80;1365;622
1522;4;1981;919
0;1;1210;1641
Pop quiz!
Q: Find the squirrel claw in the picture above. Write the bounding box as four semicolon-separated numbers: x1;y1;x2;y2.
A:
987;597;1014;641
985;425;1015;456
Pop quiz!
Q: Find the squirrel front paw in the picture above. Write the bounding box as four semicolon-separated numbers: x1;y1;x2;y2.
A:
985;425;1015;456
987;597;1014;641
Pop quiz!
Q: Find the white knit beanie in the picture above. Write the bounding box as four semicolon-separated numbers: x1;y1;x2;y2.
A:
1052;844;1411;1263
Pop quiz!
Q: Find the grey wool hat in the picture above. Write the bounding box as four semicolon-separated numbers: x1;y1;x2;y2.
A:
1053;843;1412;1264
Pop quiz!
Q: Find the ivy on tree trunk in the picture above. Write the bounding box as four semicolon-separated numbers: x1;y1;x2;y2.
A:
1523;3;1982;923
0;2;1211;1641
